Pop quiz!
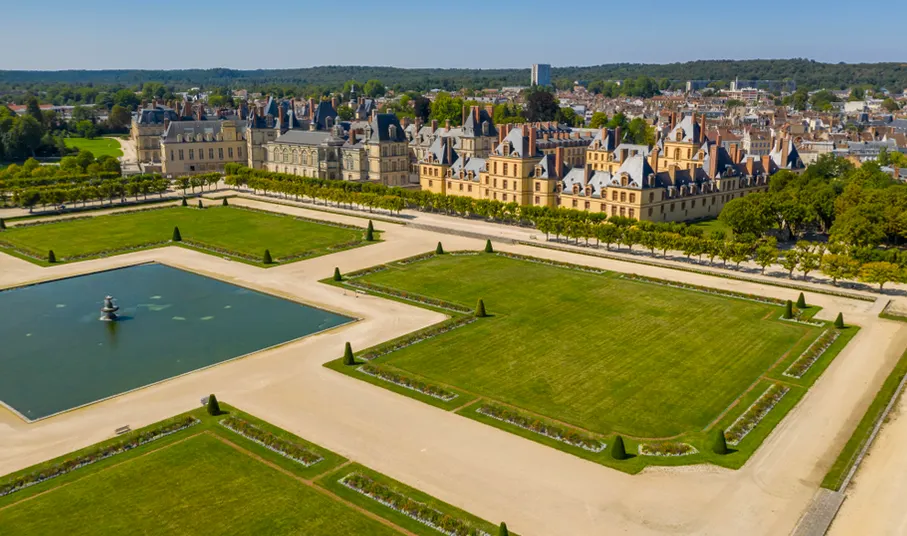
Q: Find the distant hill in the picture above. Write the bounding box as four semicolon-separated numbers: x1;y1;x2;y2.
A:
1;59;905;91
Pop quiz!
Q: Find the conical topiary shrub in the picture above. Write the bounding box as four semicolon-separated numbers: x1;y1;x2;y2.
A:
476;299;487;318
172;226;182;242
435;242;444;254
333;267;342;282
181;197;188;207
0;217;6;230
343;342;355;366
222;197;229;206
610;435;627;460
47;250;56;263
713;429;728;455
485;239;494;253
366;220;375;241
796;292;807;309
783;300;793;319
207;394;221;416
498;522;509;536
835;312;845;329
197;199;204;209
262;249;273;264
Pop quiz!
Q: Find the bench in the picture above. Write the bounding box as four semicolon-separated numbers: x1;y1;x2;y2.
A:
115;425;131;435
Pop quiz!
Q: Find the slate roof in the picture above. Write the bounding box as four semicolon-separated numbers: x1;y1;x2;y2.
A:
494;127;540;158
427;136;458;165
161;120;245;142
450;156;486;179
461;108;498;138
666;114;702;143
136;105;180;125
273;130;337;146
367;113;406;142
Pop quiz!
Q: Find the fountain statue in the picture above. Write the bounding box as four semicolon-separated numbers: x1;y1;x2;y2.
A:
100;295;120;321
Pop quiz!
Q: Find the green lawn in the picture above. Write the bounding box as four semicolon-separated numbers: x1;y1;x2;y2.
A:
354;254;819;439
0;404;501;535
689;217;732;238
0;206;370;264
63;137;123;158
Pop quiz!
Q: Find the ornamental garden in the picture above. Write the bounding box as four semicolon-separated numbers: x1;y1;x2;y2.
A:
0;402;503;536
329;250;857;472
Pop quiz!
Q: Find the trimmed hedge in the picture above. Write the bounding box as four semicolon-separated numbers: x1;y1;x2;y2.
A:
220;416;323;467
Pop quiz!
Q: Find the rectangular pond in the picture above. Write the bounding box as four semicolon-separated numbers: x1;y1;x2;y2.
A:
0;263;353;421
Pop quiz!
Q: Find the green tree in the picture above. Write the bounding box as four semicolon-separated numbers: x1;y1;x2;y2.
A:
172;226;182;241
337;105;354;121
610;435;627;460
589;112;609;129
780;252;799;278
796;292;807;309
47;249;56;263
484;239;493;253
206;394;221;416
435;241;444;254
107;105;132;130
197;199;204;209
626;117;656;146
784;300;793;319
713;429;728;455
821;254;860;285
222;197;229;206
881;98;900;112
429;92;465;126
499;522;509;536
835;312;845;329
0;218;5;230
333;267;342;282
859;261;902;290
363;79;386;98
556;106;583;127
524;88;559;122
181;197;188;207
754;245;778;274
343;342;355;366
262;249;273;264
366;220;375;241
476;299;487;318
798;251;821;280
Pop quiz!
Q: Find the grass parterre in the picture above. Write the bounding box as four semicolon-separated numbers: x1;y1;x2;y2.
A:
0;404;502;536
328;251;857;472
0;205;374;265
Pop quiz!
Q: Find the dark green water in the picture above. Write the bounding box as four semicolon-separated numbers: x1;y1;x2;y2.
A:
0;263;352;421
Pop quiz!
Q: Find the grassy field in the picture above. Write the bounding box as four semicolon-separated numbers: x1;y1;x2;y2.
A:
0;205;371;264
327;251;856;471
689;217;732;238
0;404;501;535
359;254;815;438
63;137;123;158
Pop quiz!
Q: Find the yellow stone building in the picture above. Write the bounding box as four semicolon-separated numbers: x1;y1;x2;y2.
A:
419;113;795;222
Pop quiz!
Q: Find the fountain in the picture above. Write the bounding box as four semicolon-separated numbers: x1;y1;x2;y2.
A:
100;295;120;321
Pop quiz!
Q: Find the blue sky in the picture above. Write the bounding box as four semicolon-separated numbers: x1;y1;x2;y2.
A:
1;0;904;70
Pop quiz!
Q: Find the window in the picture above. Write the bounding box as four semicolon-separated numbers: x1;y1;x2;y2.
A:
459;183;463;191
620;192;626;202
494;179;498;188
209;149;214;160
468;185;472;192
178;150;184;160
503;163;508;175
447;181;452;189
670;203;675;212
198;149;204;160
681;201;686;210
611;191;617;201
493;162;498;173
238;147;242;158
629;193;635;203
429;180;433;187
503;180;508;189
620;207;625;216
534;196;540;204
535;182;540;192
218;148;224;160
649;192;654;202
629;208;635;218
188;149;194;160
228;148;234;159
572;199;577;208
170;150;174;161
648;207;653;217
584;201;590;210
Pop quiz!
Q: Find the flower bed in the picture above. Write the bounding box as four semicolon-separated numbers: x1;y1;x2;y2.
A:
396;252;439;266
359;316;476;361
783;329;841;379
622;273;785;306
0;239;171;263
345;280;472;313
476;404;605;452
638;442;698;457
494;251;606;274
340;473;490;536
0;416;199;498
778;316;825;327
725;384;790;445
358;365;458;402
344;264;390;279
219;416;322;467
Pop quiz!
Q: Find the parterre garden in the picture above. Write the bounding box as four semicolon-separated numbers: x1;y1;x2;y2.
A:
0;204;377;266
327;250;857;473
0;402;503;536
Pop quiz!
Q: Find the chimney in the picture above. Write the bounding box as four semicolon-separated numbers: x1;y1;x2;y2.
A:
708;142;719;178
163;117;170;131
498;127;505;144
196;105;203;121
308;98;316;120
445;139;452;164
745;157;754;176
485;104;493;120
445;119;451;130
431;119;438;132
670;111;677;129
761;154;772;174
331;96;338;110
614;126;622;145
700;114;707;144
461;106;467;126
555;146;564;179
278;105;285;129
780;138;789;169
529;127;537;156
650;145;660;173
474;106;480;123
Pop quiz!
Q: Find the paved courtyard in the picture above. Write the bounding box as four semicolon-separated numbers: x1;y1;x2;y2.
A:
1;197;905;535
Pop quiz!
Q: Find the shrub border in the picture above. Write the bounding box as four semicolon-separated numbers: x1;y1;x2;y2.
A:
358;316;476;361
621;273;785;306
783;330;841;379
219;416;323;467
358;365;458;402
637;442;698;457
725;384;790;446
475;403;606;453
